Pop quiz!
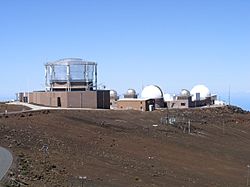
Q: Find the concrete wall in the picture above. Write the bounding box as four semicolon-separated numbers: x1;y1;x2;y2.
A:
166;96;192;109
28;90;110;109
117;99;155;111
67;92;82;108
167;99;190;109
29;92;69;107
81;91;97;108
166;96;216;109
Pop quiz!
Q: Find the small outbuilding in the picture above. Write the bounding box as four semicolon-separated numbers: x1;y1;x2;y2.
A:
117;98;155;111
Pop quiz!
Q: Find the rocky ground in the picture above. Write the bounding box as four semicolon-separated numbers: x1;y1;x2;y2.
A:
0;103;30;113
0;104;250;186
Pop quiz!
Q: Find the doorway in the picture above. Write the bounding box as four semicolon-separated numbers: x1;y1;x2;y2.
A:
57;97;61;107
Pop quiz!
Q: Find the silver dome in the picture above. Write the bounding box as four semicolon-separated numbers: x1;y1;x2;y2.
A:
180;89;190;96
127;89;136;96
110;90;118;99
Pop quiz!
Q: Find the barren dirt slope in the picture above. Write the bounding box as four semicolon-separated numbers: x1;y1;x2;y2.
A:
0;105;250;187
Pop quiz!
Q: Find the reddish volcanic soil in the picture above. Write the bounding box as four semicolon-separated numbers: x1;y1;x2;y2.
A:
0;104;250;187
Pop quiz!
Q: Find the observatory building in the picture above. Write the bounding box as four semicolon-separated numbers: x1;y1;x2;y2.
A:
116;85;164;111
190;84;217;107
20;58;110;109
165;89;193;109
17;59;221;111
141;85;165;108
116;88;155;111
165;85;217;109
45;58;97;92
190;85;211;101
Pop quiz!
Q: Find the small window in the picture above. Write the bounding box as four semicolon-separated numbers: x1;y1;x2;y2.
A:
181;103;186;106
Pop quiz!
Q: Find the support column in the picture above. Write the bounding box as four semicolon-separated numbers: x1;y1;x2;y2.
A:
94;63;97;90
66;65;70;91
45;65;48;91
50;66;54;91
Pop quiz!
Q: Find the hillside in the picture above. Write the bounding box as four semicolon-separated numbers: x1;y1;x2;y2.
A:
0;105;250;186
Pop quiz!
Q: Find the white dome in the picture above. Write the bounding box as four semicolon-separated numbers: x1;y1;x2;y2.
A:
127;89;136;96
190;85;211;101
141;85;163;99
180;89;190;96
163;93;173;102
110;90;118;98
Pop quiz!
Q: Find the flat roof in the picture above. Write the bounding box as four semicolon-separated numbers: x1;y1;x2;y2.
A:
118;98;153;101
45;58;96;66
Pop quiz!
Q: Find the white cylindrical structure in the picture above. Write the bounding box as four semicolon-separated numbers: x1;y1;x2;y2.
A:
190;85;211;101
149;104;154;111
45;58;97;91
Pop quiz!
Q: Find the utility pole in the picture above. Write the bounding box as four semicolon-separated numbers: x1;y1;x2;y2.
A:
228;85;231;106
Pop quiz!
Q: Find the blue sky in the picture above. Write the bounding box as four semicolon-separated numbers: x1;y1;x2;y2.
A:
0;0;249;109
